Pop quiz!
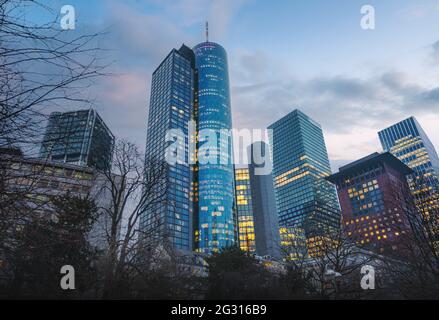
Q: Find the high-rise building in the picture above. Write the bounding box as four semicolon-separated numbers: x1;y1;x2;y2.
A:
141;40;235;253
378;117;439;252
378;117;439;182
1;147;120;251
193;41;235;253
268;109;340;256
234;166;256;253
40;109;114;171
140;44;195;251
326;152;415;255
247;141;281;259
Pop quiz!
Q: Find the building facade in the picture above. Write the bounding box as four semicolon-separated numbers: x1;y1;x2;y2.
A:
378;117;439;252
193;41;235;253
268;110;340;256
247;141;281;259
40;109;114;171
141;40;235;253
234;167;256;253
327;152;415;255
140;44;195;251
0;148;117;251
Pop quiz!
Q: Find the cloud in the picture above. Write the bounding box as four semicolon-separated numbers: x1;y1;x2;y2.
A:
207;0;249;41
432;40;439;63
82;0;250;152
104;2;194;64
53;0;437;165
141;0;249;41
65;1;197;149
397;5;427;21
230;50;439;163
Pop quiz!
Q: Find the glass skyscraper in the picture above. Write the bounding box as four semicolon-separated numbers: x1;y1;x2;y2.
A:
268;109;340;256
140;44;195;251
193;41;235;253
378;117;439;185
40;109;114;171
234;167;256;253
141;41;235;253
378;117;439;252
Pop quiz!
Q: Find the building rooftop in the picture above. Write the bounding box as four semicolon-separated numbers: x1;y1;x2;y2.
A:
326;152;413;183
267;109;322;130
1;149;94;173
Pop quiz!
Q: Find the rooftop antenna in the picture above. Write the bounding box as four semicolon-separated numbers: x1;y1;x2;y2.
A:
205;21;209;42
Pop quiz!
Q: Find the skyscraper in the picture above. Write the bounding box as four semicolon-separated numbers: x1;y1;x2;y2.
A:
378;116;439;186
141;39;235;253
327;152;415;255
247;141;281;259
378;116;439;252
40;109;114;171
193;41;235;253
140;44;195;251
234;166;256;253
268;109;340;256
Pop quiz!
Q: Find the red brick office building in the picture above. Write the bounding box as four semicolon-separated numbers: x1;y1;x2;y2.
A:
327;152;415;255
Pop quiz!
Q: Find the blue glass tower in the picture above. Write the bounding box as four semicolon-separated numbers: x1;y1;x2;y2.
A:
378;117;439;187
268;110;340;256
193;41;235;253
140;44;195;251
378;117;439;252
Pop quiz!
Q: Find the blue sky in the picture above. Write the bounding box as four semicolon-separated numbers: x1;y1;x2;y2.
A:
42;0;439;169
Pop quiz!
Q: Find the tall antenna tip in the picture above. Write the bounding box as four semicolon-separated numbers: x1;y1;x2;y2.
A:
205;21;209;42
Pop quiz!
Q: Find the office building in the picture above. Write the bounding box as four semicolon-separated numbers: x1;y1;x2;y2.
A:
247;141;281;258
40;109;114;171
193;40;235;253
234;167;256;253
378;117;439;252
142;37;235;253
140;44;195;251
0;147;118;251
327;152;415;255
268;110;340;256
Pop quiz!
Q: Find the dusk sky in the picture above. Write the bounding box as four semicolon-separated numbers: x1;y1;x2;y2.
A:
44;0;439;169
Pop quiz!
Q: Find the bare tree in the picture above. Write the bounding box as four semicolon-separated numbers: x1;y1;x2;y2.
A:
0;1;108;291
98;139;168;297
0;0;107;155
306;224;381;299
279;221;380;299
0;0;108;242
381;175;439;299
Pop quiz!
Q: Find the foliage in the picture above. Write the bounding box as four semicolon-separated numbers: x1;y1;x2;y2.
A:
2;194;100;298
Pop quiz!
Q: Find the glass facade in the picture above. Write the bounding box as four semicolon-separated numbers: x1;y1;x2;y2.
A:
268;110;340;256
378;117;439;252
193;42;235;253
140;45;195;251
234;167;256;252
378;117;439;186
40;109;114;171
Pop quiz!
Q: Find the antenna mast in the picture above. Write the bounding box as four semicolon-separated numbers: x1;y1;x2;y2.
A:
205;21;209;42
